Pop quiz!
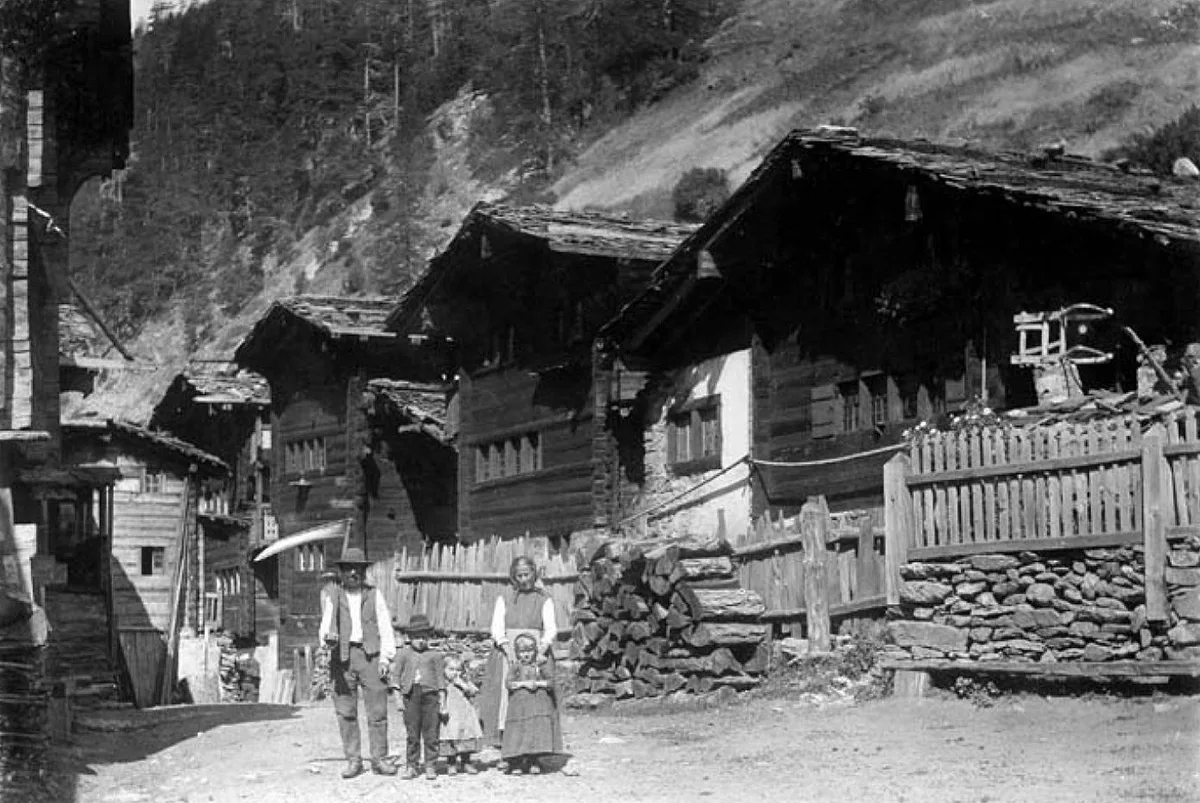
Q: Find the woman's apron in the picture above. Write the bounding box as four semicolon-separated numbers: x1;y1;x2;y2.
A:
478;588;551;746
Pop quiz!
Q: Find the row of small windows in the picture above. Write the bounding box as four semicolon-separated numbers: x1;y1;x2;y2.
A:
297;543;325;572
285;437;327;474
813;374;952;438
475;433;542;484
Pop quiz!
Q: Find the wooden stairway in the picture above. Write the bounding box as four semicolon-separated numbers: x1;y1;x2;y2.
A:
42;588;126;707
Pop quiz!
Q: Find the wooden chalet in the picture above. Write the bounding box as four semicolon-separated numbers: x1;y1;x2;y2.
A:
233;296;451;660
386;203;697;542
60;418;225;708
151;362;272;643
602;127;1200;525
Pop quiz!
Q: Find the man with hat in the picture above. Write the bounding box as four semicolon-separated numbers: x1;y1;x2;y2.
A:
319;546;397;778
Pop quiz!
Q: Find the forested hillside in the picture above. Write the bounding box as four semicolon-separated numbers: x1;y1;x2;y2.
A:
66;0;1200;423
70;0;733;342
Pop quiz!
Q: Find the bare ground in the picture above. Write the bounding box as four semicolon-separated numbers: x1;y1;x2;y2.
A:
58;687;1200;803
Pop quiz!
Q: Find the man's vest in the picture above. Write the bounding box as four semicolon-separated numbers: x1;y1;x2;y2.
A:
335;586;380;662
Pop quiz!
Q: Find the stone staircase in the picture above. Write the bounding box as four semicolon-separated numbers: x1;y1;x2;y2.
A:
42;588;127;708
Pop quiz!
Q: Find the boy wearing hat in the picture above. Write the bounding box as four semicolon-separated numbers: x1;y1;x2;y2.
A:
318;547;397;779
390;613;447;780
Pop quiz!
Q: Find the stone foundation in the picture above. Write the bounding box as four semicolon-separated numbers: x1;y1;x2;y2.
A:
884;536;1200;664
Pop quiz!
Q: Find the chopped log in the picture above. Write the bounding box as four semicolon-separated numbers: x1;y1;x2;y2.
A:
636;649;662;670
663;608;691;632
686;675;714;693
673;586;765;621
650;601;670;626
658;647;741;676
574;574;594;603
622;595;650;619
572;607;597;624
643;637;670;656
710;674;762;691
631;679;656;699
589;678;614;694
614;665;632;681
635;666;662;685
613;680;635;699
683;622;768;648
667;556;736;585
643;534;734;561
679;577;743;591
607;621;627;641
625;621;652;642
647;574;673;598
622;642;640;669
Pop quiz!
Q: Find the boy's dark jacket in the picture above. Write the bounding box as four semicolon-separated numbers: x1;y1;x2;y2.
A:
390;645;447;695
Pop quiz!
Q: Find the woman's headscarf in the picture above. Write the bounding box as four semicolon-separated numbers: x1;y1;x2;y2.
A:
508;555;543;589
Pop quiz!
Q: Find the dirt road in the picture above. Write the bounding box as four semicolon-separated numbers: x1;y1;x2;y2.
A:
62;690;1200;803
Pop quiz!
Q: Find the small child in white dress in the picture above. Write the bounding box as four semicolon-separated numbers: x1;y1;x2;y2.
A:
438;654;484;774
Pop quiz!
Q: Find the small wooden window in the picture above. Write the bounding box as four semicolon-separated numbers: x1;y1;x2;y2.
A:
142;472;166;494
140;546;165;576
476;445;490;483
865;375;888;427
297;544;325;572
668;396;721;475
838;379;860;433
474;432;542;485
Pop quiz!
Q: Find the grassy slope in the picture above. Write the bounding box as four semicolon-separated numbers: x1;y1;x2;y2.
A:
79;0;1200;422
553;0;1200;217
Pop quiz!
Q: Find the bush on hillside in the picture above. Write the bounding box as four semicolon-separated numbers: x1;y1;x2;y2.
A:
1105;105;1200;175
672;167;730;223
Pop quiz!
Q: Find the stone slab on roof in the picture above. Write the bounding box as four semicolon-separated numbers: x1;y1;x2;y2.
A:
364;379;448;443
474;203;699;261
180;361;270;406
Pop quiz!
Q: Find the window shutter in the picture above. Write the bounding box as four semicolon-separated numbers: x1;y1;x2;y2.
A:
945;376;967;409
811;383;838;439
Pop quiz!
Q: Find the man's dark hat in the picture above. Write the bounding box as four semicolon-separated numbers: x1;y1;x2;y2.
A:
336;546;370;566
404;613;433;635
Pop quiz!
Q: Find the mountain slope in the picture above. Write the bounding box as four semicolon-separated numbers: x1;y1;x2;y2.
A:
554;0;1200;217
77;0;1200;423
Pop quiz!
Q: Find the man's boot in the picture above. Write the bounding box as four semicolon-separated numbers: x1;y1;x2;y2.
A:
342;759;364;779
371;758;398;776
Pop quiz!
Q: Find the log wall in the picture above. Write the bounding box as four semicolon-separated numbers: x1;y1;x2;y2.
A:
457;368;594;540
751;342;970;511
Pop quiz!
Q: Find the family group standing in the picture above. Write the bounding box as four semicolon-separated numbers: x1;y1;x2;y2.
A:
320;548;564;780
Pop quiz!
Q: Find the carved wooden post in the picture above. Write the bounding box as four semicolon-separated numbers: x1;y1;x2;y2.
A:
1142;423;1168;623
800;495;830;653
884;454;913;607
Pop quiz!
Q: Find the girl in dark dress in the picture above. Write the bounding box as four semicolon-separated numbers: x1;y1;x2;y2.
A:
501;634;558;774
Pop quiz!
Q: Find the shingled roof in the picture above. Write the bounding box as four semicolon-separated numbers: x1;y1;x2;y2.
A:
603;126;1200;351
234;295;401;369
388;203;698;332
63;417;228;474
364;379;448;443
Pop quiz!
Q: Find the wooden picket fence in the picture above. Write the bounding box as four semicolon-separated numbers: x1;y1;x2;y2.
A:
883;406;1200;614
731;505;887;630
380;535;578;635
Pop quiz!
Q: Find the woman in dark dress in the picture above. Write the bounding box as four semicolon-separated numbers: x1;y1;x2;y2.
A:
477;556;563;769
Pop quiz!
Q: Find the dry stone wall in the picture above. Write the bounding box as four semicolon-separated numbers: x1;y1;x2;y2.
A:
884;536;1200;664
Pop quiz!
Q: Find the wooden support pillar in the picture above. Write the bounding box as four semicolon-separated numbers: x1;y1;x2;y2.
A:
892;669;931;699
1142;424;1169;623
800;495;830;653
884;454;913;606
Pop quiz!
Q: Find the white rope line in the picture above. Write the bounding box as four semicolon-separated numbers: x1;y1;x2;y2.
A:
749;442;906;468
613;454;750;527
612;443;906;528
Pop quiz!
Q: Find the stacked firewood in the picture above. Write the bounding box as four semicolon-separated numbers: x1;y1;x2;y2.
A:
0;643;50;799
570;535;769;698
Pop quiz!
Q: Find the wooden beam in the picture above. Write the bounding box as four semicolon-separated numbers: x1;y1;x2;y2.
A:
907;448;1140;487
907;530;1150;560
800;495;831;653
626;272;697;353
880;659;1200;678
884;454;913;606
1143;425;1169;623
